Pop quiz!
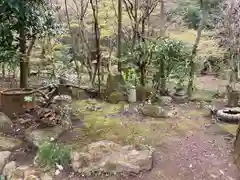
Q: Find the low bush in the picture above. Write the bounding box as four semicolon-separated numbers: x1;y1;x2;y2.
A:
37;142;71;168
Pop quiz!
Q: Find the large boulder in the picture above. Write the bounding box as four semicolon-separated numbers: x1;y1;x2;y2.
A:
2;161;17;178
2;165;48;180
140;104;169;118
105;74;126;97
24;126;64;148
71;140;154;176
0;151;11;172
0;133;23;151
107;92;126;104
0;112;13;133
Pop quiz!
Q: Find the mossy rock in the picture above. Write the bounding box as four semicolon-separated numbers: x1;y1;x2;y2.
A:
24;126;64;148
105;74;126;97
140;104;167;118
107;92;126;104
0;112;13;133
136;86;156;101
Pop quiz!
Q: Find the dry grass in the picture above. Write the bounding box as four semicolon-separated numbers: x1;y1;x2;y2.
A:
218;124;238;136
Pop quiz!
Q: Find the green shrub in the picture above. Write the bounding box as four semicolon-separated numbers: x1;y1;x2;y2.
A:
184;6;201;29
37;142;71;168
153;38;190;91
178;0;223;30
121;40;156;85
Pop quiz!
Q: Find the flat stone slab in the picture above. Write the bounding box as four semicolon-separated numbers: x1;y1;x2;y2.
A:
71;140;154;175
25;126;64;147
0;151;11;172
0;134;23;151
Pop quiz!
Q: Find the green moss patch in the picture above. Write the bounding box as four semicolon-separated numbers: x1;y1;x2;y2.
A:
70;100;149;147
218;123;238;136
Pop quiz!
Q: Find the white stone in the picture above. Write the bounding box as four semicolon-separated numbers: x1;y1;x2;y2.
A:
41;174;53;180
2;161;17;177
56;164;63;171
55;169;60;176
0;151;11;171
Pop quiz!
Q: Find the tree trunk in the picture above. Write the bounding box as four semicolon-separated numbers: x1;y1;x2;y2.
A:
90;0;101;95
234;125;240;169
132;0;139;47
117;0;122;72
19;27;28;88
2;63;5;78
159;0;165;37
187;56;195;97
226;85;239;107
27;36;36;76
64;0;81;84
227;90;239;107
141;17;146;42
140;66;146;86
187;0;205;97
159;59;166;94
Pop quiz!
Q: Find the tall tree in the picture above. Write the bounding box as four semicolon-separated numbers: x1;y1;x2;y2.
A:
187;0;206;97
216;0;240;106
90;0;101;94
117;0;122;72
216;0;240;86
0;0;56;88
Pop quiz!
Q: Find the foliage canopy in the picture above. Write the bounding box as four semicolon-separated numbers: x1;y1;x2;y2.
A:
0;0;57;63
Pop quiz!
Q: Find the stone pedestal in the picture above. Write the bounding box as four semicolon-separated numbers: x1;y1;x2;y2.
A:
234;125;240;169
54;95;73;130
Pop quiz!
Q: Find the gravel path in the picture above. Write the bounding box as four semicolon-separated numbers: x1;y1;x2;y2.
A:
122;128;238;180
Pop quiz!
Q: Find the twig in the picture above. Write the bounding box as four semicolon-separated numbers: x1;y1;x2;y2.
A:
34;89;49;100
59;83;91;90
36;85;52;91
